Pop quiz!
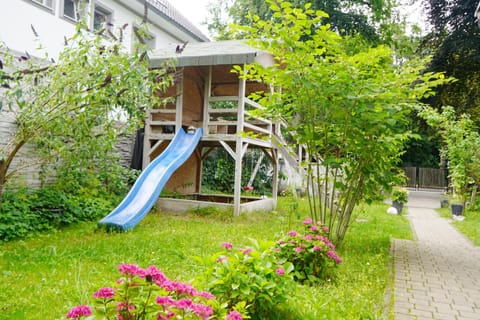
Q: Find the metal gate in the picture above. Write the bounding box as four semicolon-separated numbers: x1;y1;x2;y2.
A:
403;167;446;189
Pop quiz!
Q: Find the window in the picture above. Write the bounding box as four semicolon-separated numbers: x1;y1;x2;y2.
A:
63;0;77;21
93;4;112;31
31;0;54;10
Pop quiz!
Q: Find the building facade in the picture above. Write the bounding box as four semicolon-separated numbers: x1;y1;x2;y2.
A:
0;0;208;58
0;0;208;190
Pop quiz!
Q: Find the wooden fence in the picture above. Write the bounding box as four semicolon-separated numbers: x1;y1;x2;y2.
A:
403;167;447;189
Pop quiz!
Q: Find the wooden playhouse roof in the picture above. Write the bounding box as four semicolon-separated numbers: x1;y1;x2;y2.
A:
148;40;274;68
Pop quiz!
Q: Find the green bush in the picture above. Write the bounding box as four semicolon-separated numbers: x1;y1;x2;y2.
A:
0;188;116;241
194;239;295;319
274;218;342;284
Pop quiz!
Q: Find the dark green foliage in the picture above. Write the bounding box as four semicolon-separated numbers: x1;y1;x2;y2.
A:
401;114;442;167
202;148;272;195
0;188;117;241
420;0;480;119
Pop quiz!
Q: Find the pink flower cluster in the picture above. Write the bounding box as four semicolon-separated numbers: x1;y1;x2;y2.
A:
66;305;92;319
226;311;243;320
274;218;342;282
66;264;240;320
118;264;216;302
155;296;213;319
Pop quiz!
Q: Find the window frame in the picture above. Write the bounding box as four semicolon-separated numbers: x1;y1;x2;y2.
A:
62;0;78;22
28;0;55;12
93;2;113;31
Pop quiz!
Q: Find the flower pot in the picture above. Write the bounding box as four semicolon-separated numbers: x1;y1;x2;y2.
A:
450;203;464;216
392;201;404;215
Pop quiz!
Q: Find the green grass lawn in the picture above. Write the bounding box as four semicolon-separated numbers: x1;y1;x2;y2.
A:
0;197;411;319
437;207;480;246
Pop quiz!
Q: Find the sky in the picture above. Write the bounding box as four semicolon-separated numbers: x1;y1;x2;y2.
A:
170;0;212;37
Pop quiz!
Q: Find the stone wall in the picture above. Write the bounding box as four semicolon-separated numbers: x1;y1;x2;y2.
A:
0;108;44;189
0;107;137;189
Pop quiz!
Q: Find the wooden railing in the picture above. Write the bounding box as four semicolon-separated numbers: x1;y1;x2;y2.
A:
206;96;274;139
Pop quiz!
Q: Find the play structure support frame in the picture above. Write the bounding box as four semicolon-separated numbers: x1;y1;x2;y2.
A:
233;66;247;216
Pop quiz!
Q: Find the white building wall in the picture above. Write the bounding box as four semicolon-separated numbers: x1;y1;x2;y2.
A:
0;0;208;190
0;0;207;59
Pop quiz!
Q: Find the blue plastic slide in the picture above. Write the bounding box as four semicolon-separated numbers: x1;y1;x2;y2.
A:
98;128;202;231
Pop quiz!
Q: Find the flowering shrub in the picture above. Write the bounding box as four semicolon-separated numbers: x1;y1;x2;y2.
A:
275;218;342;283
195;239;295;319
66;264;242;319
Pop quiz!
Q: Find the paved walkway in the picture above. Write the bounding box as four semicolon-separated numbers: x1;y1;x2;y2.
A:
392;190;480;319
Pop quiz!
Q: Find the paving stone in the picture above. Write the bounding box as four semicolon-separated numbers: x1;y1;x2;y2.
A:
391;190;480;320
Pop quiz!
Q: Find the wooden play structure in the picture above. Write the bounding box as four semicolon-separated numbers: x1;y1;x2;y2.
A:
145;40;285;216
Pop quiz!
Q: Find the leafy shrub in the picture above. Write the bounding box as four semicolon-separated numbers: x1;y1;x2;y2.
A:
195;239;295;319
66;264;243;319
0;188;116;241
391;187;408;203
274;218;342;283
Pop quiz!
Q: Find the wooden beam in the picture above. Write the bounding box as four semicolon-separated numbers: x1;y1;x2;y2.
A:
234;68;246;216
175;71;183;132
203;66;211;134
148;139;165;156
201;146;216;160
219;140;236;159
271;149;278;207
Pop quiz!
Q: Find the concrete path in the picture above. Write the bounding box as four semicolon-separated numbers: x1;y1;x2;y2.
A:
392;190;480;319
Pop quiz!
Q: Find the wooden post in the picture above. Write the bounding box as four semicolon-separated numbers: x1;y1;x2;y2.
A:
233;67;246;216
142;111;152;169
175;72;183;133
272;148;278;208
203;66;212;135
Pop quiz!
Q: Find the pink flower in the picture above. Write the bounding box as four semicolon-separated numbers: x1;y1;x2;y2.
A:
322;226;329;233
176;298;193;309
216;256;227;263
118;263;141;276
310;225;319;231
302;218;313;225
278;240;285;245
275;268;285;276
313;245;322;251
116;302;135;312
66;305;92;319
304;234;314;240
192;303;213;319
162;281;196;295
294;246;303;253
287;230;298;237
156;296;176;306
221;242;233;250
93;287;115;299
241;248;252;255
226;310;243;320
157;311;176;320
326;251;342;264
196;291;216;300
144;265;167;284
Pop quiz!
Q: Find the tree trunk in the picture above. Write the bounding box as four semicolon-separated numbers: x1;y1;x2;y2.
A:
0;139;27;209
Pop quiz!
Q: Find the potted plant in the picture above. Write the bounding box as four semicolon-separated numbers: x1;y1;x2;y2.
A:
449;194;465;216
391;187;408;215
